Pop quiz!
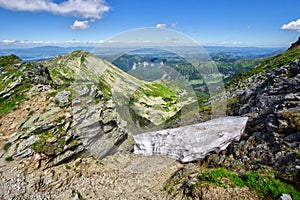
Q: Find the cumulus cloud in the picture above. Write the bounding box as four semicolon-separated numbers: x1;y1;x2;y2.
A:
0;0;110;20
156;24;167;29
281;19;300;32
70;20;90;30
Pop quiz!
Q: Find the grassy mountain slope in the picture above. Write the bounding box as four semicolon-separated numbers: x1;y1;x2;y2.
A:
228;46;300;91
43;50;196;127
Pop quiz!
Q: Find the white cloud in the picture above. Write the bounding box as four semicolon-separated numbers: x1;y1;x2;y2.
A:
70;20;90;30
0;40;53;48
0;0;110;20
281;19;300;32
156;24;167;29
0;39;107;48
171;23;177;28
1;40;17;44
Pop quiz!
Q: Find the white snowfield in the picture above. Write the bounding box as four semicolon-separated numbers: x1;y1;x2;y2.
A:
134;116;248;162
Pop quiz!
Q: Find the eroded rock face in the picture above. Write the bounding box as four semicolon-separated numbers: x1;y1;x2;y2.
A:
134;116;248;162
72;83;131;159
226;60;300;169
201;58;300;188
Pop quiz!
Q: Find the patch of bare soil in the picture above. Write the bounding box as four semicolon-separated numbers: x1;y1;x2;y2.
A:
0;88;50;148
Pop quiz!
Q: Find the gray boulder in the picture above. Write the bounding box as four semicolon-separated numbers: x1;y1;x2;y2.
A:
74;85;90;97
55;90;71;107
134;116;248;162
0;76;23;97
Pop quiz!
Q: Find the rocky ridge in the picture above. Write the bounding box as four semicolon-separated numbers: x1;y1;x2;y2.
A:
289;37;300;50
197;46;300;189
0;52;187;199
0;51;203;199
0;50;198;165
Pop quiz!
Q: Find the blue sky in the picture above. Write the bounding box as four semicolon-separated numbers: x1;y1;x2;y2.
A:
0;0;300;47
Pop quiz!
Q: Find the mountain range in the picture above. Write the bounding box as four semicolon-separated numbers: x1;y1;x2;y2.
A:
0;45;285;62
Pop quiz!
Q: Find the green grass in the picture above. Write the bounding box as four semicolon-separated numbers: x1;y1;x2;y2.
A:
65;164;71;169
165;168;300;200
32;129;52;154
198;168;245;188
32;126;66;156
98;78;112;97
244;171;300;200
49;68;75;85
55;115;65;123
0;82;30;118
144;82;178;103
3;142;12;151
195;91;210;106
46;91;58;97
195;169;300;200
130;82;179;121
0;54;21;66
5;156;13;162
32;140;46;154
80;56;85;64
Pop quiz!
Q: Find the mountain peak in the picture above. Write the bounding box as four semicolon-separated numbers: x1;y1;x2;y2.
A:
289;36;300;50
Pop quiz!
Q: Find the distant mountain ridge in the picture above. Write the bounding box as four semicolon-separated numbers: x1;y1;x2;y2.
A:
0;46;94;62
0;45;285;62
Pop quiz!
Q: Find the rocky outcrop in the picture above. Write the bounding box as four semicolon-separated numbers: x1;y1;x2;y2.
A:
227;60;300;170
0;56;53;101
289;36;300;50
202;56;300;190
0;76;23;98
72;83;130;159
3;85;85;167
55;90;71;107
24;62;53;85
1;51;195;167
134;116;248;162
